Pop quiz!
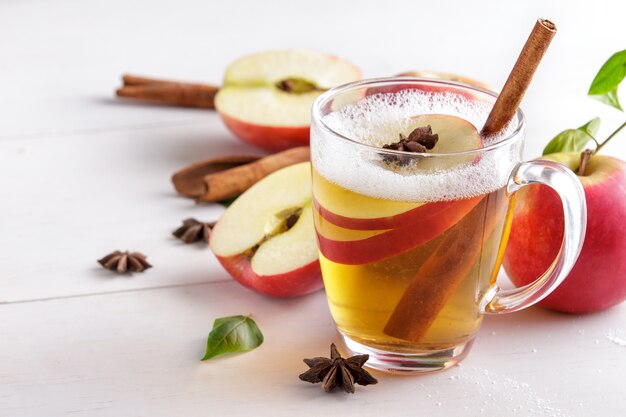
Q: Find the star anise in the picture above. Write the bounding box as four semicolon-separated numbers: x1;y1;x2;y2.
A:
172;218;216;243
382;125;439;166
98;251;152;273
299;343;378;393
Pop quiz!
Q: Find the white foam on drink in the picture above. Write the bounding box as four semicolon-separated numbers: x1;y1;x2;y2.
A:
313;90;521;202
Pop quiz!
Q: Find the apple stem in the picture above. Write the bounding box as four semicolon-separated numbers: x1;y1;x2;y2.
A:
577;149;594;176
594;121;626;155
578;120;626;175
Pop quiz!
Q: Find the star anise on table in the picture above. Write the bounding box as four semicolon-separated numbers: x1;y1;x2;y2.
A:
382;125;439;165
172;218;216;244
299;343;378;393
98;251;152;274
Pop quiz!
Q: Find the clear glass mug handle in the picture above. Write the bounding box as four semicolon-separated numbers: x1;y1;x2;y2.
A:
481;160;587;314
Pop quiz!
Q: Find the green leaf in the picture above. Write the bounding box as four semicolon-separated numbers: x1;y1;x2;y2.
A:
202;315;263;360
588;50;626;111
542;118;601;155
578;117;601;138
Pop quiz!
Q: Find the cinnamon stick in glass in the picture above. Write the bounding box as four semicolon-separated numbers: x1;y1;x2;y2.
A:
383;193;506;342
481;19;556;137
383;18;557;342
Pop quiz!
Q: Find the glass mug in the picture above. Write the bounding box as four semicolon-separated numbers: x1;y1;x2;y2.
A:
310;78;586;373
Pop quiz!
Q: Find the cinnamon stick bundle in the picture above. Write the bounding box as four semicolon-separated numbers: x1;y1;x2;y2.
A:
172;146;310;202
116;74;220;109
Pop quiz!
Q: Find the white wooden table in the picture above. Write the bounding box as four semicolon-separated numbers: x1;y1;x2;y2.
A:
2;1;625;416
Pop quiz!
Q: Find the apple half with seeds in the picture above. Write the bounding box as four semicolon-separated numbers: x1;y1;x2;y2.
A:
215;50;361;151
210;162;322;298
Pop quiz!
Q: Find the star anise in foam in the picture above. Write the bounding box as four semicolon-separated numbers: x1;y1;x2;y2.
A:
299;343;378;393
172;218;216;244
98;251;152;274
382;125;439;165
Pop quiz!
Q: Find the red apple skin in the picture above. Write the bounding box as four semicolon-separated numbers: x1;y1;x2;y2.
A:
316;195;483;264
315;193;482;231
314;197;440;231
219;112;310;152
215;253;323;298
503;154;626;313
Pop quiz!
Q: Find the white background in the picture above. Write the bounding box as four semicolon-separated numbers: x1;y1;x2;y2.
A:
1;0;625;416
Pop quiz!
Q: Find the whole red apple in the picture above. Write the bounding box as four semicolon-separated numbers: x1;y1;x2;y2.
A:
503;152;626;313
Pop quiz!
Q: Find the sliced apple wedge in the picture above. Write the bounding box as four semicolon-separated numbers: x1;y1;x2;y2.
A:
408;114;482;153
210;162;322;298
407;114;482;171
315;195;483;265
215;50;361;151
313;193;476;231
313;114;483;230
312;171;420;230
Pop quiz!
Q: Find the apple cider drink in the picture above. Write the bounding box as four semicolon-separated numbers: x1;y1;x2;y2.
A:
311;86;518;355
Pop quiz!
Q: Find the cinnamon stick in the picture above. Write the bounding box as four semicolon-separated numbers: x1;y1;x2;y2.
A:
116;74;220;109
383;191;507;342
382;19;557;342
121;74;177;86
172;146;310;203
172;155;262;198
481;19;556;137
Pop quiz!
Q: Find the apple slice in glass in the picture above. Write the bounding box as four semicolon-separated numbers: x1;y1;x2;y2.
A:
315;114;483;230
315;195;483;265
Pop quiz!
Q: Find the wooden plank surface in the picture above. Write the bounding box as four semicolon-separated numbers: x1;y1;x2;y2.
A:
2;0;626;416
1;282;625;416
0;120;265;303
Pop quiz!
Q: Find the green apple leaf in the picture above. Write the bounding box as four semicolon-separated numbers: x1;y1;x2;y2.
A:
542;118;601;155
588;50;626;111
578;117;601;137
202;315;264;360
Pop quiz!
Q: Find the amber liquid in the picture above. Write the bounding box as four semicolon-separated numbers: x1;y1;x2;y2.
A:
313;169;512;352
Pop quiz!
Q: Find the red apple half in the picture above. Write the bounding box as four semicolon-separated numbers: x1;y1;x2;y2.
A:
210;162;322;298
503;153;626;313
313;114;483;230
215;50;361;152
